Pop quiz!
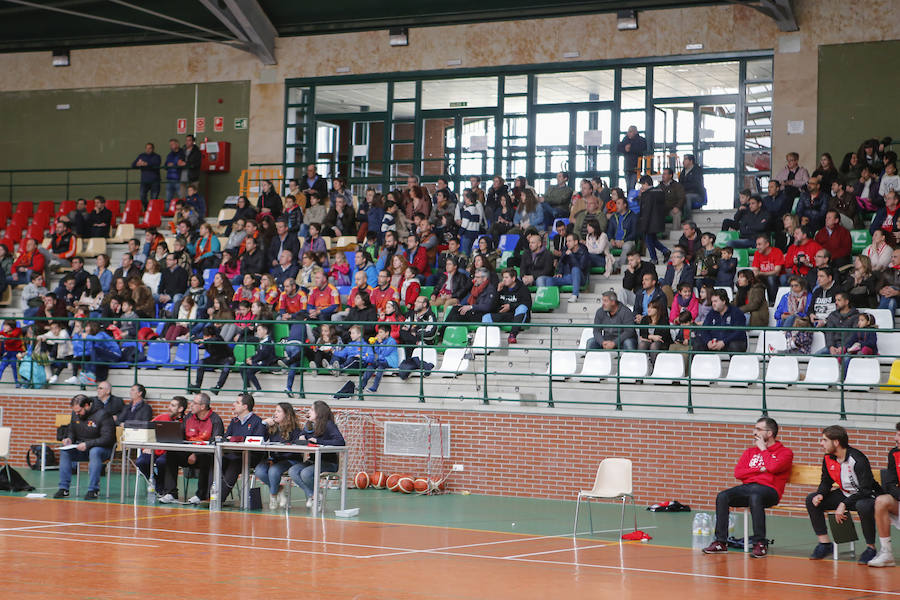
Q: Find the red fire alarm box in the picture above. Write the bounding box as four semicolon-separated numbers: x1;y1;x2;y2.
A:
201;141;231;172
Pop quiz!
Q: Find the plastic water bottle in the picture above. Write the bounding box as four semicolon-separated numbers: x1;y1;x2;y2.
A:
209;480;218;506
692;513;705;549
728;512;736;537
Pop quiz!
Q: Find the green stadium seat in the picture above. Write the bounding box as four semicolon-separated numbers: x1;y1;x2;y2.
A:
420;285;434;298
733;248;750;268
233;343;252;364
851;229;871;255
590;266;606;275
442;325;469;347
532;286;560;312
273;322;290;342
715;231;740;247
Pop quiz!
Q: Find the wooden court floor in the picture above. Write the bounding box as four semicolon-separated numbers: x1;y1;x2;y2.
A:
1;496;900;599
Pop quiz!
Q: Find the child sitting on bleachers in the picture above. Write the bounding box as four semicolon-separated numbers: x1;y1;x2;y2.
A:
695;284;715;325
845;313;878;357
715;246;737;288
329;251;351;287
39;320;72;385
669;282;699;324
330;324;373;373
361;324;399;393
400;266;421;311
217;249;241;282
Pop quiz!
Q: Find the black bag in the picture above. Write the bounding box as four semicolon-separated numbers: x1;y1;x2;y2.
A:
248;486;262;510
828;512;858;544
0;465;36;492
26;444;55;470
56;424;69;441
397;357;434;380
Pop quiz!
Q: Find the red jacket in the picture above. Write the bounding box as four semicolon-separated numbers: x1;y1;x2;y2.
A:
12;248;45;276
814;225;851;261
733;440;794;499
406;245;431;277
370;285;399;313
0;328;24;353
783;240;822;277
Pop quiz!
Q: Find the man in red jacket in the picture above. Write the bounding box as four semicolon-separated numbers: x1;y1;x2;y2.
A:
814;210;852;268
703;417;794;558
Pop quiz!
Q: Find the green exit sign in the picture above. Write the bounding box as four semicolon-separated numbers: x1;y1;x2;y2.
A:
234;117;248;130
449;101;468;108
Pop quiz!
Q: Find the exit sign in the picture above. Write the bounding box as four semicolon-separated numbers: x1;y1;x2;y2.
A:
234;117;248;130
449;101;468;108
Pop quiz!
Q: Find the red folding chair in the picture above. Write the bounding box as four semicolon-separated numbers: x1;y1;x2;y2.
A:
135;208;162;229
56;200;76;219
13;201;33;217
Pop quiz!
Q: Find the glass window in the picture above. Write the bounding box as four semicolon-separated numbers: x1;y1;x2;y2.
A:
505;75;528;95
314;82;388;113
394;81;416;100
698;104;736;143
621;67;646;88
704;173;736;210
504;96;527;115
393;101;415;120
745;104;772;128
575;110;612;173
535;113;570;174
745;59;773;81
392;122;415;141
702;147;735;169
744;128;772;150
536;70;614;104
619;111;645;134
287;87;310;105
420;77;498;110
621;89;645;110
653;62;739;97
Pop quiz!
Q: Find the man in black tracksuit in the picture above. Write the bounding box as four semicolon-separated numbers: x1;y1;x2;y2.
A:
55;395;116;499
220;393;267;502
484;268;532;343
191;325;236;394
806;425;880;562
241;324;276;391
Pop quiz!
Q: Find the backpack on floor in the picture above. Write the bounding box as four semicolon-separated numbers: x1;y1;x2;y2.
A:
0;465;35;492
26;444;56;470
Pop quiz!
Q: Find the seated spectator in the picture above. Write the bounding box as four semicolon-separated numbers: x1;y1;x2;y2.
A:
119;383;153;423
135;396;188;487
844;255;878;308
678;221;703;264
323;196;356;239
828;179;858;229
763;180;790;225
844;313;878;359
483;268;532;344
431;256;471;308
814;210;851;268
721;188;750;233
773;213;799;253
622;250;656;299
39;320;73;385
399;266;421;310
361;324;399;393
536;232;590;303
388;254;409;289
781;226;822;285
692;289;748;353
702;417;793;558
82;321;121;383
751;235;783;303
87;196;112;238
307;268;341;322
189;325;234;395
375;230;401;273
606;191;637;273
158;253;188;312
855;165;882;212
330;325;373;373
584;218;612;273
659;168;686;229
573;194;608;242
637;297;671;366
12;238;45;285
286;401;345;509
695;233;720;290
296;251;316;289
810;267;839;326
141;258;162;298
796;176;829;232
775;276;812;327
45;220;77;269
870;190;900;246
446;268;497;324
876;247;900;314
660;248;694;306
731;195;771;249
633;271;664;323
864;228;892;272
256;180;282;219
241;324;276;392
669;282;699;324
354;250;378;288
294;323;339;380
21;273;49;316
735;270;769;327
77;275;105;316
805;247;844;291
587;291;637;350
158;393;224;504
163;296;196;341
238;236;267;283
378;300;403;342
54;394;116;500
254;402;304;509
716;246;737;288
519;232;554;288
541;171;573;224
370;269;400;316
397;295;438;347
819;292;860;361
773;151;809;200
679;153;707;211
185;184;206;218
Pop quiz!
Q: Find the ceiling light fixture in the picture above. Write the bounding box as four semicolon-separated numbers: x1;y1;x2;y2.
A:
52;49;70;67
389;27;409;47
617;10;638;31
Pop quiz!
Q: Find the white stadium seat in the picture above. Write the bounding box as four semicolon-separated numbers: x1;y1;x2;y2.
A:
471;326;501;355
546;350;579;381
802;356;840;389
579;351;613;381
618;352;648;383
765;356;799;388
723;354;759;387
844;358;881;387
437;348;469;378
689;354;721;386
649;352;685;385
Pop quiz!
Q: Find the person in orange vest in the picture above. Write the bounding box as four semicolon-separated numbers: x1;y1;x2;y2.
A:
11;238;45;285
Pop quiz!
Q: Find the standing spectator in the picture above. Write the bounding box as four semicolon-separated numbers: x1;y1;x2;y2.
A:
679;154;706;211
587;291;636;350
716;246;737;289
617;125;647;193
693;289;748;353
806;426;878;563
54;395;116;500
637;176;669;264
163;138;184;203
864;229;893;272
299;164;329;200
702;417;793;558
797;176;829;232
773;152;810;201
659;167;687;226
455;190;485;254
814;210;852;268
0;320;23;387
179;134;202;196
131;142;161;208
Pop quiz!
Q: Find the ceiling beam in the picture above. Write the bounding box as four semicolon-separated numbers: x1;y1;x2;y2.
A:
198;0;276;65
733;0;798;32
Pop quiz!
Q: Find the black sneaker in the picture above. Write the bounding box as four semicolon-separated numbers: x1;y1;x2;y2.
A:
210;386;221;395
53;489;70;499
810;542;833;560
333;381;355;399
84;490;99;500
858;546;877;564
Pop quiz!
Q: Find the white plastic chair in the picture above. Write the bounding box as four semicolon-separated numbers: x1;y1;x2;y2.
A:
723;354;759;387
437;348;469;378
844;358;881;387
578;351;613;381
877;332;900;365
802;356;840;389
765;356;799;388
545;350;579;381
649;352;684;385
578;328;594;355
0;427;11;485
406;347;438;377
809;332;827;355
860;308;893;330
689;354;721;386
471;326;501;355
618;352;648;383
756;331;787;355
573;458;636;538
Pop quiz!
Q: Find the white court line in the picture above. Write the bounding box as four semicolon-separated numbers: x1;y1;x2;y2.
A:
0;522;87;532
503;543;609;559
0;517;68;525
0;532;158;548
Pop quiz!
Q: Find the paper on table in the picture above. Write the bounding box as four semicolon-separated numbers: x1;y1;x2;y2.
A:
58;444;78;450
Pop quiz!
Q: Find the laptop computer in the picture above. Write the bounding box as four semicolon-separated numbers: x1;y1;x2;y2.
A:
154;421;183;443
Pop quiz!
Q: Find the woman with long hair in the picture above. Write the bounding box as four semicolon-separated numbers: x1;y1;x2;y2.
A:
637;297;671;367
844;254;878;308
206;271;234;309
288;401;345;509
255;402;304;510
78;275;105;316
812;152;839;190
735;269;769;326
513;187;544;231
389;253;409;289
141;257;162;298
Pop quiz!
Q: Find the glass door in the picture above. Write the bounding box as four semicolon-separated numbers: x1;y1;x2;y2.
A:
420;110;499;193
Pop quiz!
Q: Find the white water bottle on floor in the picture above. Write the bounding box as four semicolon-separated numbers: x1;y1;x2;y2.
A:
692;513;705;549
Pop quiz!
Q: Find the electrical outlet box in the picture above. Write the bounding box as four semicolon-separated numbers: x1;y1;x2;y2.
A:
452;464;464;471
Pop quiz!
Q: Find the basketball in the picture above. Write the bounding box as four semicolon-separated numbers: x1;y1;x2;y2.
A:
370;471;387;489
398;476;415;493
413;478;429;493
431;478;446;492
386;474;401;491
354;472;369;489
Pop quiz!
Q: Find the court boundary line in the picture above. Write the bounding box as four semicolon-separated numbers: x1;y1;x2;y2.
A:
0;532;160;548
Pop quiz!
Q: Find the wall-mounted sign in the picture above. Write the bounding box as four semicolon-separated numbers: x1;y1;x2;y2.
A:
234;117;248;130
195;117;206;133
176;118;187;134
213;116;224;132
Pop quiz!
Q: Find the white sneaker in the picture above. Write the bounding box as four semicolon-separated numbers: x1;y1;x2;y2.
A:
305;497;313;508
158;493;175;504
277;486;289;508
188;495;202;505
48;375;58;384
269;495;278;510
64;376;79;384
568;295;578;303
868;550;896;567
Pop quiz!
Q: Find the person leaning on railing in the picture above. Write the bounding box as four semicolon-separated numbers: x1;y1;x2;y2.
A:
587;291;637;351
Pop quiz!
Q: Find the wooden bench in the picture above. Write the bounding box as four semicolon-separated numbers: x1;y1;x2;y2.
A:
741;463;882;559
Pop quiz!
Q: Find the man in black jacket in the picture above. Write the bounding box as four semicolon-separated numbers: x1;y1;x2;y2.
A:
240;236;267;277
87;196;113;238
483;268;532;343
54;394;116;499
180;134;202;194
446;268;497;323
622;250;656;297
241;323;276;391
92;381;124;424
617;125;647;193
158;253;188;310
191;325;235;395
869;422;900;567
679;154;706;211
300;164;329;199
519;232;554;288
398;295;439;346
118;383;153;424
267;218;300;268
220;393;267;502
731;195;772;249
807;425;879;562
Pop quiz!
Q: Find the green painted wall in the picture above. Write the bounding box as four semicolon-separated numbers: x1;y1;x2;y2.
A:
0;81;250;213
817;40;900;160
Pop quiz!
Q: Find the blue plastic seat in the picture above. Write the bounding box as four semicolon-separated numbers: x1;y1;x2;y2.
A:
171;342;199;369
141;341;170;367
501;234;520;252
203;268;218;289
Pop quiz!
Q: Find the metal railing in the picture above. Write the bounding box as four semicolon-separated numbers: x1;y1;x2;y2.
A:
14;315;900;421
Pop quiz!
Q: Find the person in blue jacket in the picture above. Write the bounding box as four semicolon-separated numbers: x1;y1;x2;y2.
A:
131;142;161;208
536;232;591;303
606;191;637;273
361;324;400;393
241;324;276;392
330;324;374;373
353;251;378;288
84;321;121;383
692;289;748;353
163;138;184;203
774;276;813;327
289;400;346;509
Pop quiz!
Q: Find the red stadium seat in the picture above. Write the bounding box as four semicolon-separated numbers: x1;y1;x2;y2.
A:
5;228;22;243
27;222;45;241
135;208;162;229
163;197;179;217
13;201;33;217
56;200;76;219
125;199;142;214
85;199;95;212
149;198;164;213
36;201;55;218
106;199;120;218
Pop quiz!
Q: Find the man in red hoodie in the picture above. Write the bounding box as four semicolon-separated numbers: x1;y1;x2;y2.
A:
703;417;794;558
